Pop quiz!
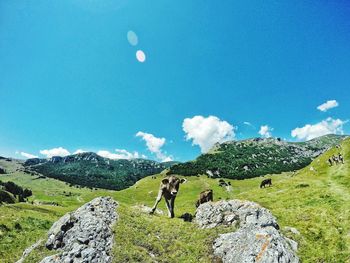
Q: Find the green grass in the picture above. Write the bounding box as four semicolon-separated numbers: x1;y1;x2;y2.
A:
1;138;350;262
113;205;228;262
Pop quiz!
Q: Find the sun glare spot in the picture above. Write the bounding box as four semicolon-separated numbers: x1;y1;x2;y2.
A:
136;50;146;63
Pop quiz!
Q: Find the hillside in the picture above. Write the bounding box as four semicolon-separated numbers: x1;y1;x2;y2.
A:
23;152;174;190
110;136;350;262
0;137;350;262
169;134;347;179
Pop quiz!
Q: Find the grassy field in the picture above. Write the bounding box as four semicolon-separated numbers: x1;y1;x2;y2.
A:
1;138;350;262
109;138;350;262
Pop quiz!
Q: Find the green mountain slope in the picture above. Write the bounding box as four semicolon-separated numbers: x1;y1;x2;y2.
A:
169;134;347;179
23;152;174;190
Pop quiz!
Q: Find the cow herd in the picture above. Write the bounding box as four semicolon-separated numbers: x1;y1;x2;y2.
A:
150;174;272;219
328;153;344;166
149;151;345;219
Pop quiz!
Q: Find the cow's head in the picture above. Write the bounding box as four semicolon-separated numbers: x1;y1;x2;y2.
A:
162;176;187;196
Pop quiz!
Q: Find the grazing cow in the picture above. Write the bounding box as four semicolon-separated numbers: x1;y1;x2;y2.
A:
339;153;344;164
218;179;228;187
260;178;272;188
332;155;339;165
328;158;333;166
195;189;213;208
150;175;187;218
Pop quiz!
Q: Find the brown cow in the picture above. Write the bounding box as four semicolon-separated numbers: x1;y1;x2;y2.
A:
150;175;187;218
195;189;213;208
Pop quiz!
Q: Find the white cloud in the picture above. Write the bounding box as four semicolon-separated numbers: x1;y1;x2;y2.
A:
160;156;173;162
291;117;346;141
20;152;39;159
182;115;235;153
73;149;87;154
259;125;273;138
97;149;142;160
136;131;173;161
317;100;339;112
40;147;71;158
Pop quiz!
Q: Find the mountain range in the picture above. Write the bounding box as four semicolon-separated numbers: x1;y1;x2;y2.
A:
18;134;347;190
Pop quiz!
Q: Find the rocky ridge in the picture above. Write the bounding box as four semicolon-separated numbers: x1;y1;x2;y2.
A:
195;200;299;263
40;197;118;263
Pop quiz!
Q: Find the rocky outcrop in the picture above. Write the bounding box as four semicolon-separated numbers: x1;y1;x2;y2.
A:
195;200;299;263
40;197;118;263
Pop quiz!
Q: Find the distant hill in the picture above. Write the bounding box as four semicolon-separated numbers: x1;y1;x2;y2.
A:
23;152;176;190
169;134;347;179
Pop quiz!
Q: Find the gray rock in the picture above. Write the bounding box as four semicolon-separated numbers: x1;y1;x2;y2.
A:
40;197;118;263
195;200;279;230
195;200;299;263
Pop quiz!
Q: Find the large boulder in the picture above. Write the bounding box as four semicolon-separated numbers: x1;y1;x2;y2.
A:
195;200;299;263
40;196;118;263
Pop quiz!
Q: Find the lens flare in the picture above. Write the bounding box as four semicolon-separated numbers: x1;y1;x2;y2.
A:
127;30;138;46
136;50;146;63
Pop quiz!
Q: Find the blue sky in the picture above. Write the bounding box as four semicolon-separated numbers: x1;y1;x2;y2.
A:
0;0;349;162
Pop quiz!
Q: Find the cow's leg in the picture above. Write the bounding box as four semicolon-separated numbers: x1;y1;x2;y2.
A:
165;198;173;218
151;189;163;214
170;197;175;218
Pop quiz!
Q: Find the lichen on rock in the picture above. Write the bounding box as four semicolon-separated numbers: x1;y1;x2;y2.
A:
195;200;299;263
40;196;118;263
